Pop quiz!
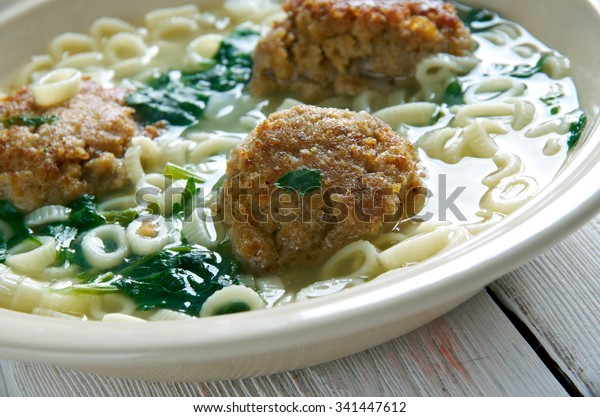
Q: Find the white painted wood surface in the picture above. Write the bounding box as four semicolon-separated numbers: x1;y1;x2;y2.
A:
0;217;596;396
490;215;600;396
0;291;566;397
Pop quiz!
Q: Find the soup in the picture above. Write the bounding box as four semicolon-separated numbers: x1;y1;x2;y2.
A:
0;0;586;321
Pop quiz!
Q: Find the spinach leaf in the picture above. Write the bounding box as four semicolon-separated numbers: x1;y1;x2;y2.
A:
126;27;261;126
0;200;30;245
164;162;205;183
452;1;496;32
275;169;323;196
112;245;239;316
101;208;139;227
68;194;106;231
179;179;199;218
1;114;58;129
442;80;465;105
0;239;6;263
567;112;587;150
507;53;550;78
36;223;79;265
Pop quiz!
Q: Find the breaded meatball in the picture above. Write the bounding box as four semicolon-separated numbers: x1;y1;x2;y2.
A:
250;0;472;99
222;105;424;273
0;79;145;212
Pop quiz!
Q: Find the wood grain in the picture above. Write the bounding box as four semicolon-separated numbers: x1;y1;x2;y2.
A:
0;291;566;397
489;215;600;396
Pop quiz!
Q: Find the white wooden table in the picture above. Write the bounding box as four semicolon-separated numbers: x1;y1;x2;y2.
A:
0;214;597;397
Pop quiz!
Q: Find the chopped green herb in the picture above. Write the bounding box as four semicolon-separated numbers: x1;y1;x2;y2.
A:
37;223;78;265
275;169;323;196
68;194;106;231
507;53;550;78
0;200;31;246
0;239;6;263
442;80;464;106
126;27;261;126
101;208;140;227
164;162;205;183
214;301;251;315
540;84;565;106
112;245;240;316
453;2;496;32
1;114;58;129
550;106;561;115
567;112;587;149
172;178;199;218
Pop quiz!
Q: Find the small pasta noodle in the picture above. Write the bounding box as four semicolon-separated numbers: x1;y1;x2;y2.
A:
126;215;170;256
480;174;539;215
319;240;382;280
182;208;225;249
31;67;82;107
200;285;265;317
24;205;71;228
90;17;137;43
378;226;472;270
415;53;480;100
417;119;506;164
373;102;439;129
48;33;96;61
296;278;366;301
5;237;57;277
81;224;129;270
89;293;138;321
255;276;287;308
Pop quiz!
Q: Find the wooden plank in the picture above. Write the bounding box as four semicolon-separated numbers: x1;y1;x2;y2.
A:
0;291;566;396
489;214;600;396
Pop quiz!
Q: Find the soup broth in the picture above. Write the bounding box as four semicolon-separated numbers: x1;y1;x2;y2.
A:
0;1;586;321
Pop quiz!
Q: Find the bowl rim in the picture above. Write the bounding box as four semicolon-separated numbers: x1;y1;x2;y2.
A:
0;0;599;367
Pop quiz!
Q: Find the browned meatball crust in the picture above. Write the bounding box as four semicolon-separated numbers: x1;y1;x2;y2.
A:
250;0;473;99
0;79;143;212
222;105;424;273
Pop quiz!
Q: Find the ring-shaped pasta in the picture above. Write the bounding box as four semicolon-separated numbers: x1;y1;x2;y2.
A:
24;205;71;228
543;137;563;156
182;208;223;249
39;291;91;315
373;102;439;128
151;17;199;43
255;276;286;308
185;34;224;68
89;293;137;321
48;33;96;61
482;153;522;188
378;227;459;269
5;237;57;276
104;33;148;64
200;285;266;317
56;52;105;70
296;278;365;301
480;175;539;215
464;77;526;105
462;119;500;158
319;240;381;280
144;5;199;30
81;224;129;270
453;102;515;127
31;67;82;107
90;17;137;42
18;55;55;85
9;276;47;313
148;309;195;321
126;215;170;256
